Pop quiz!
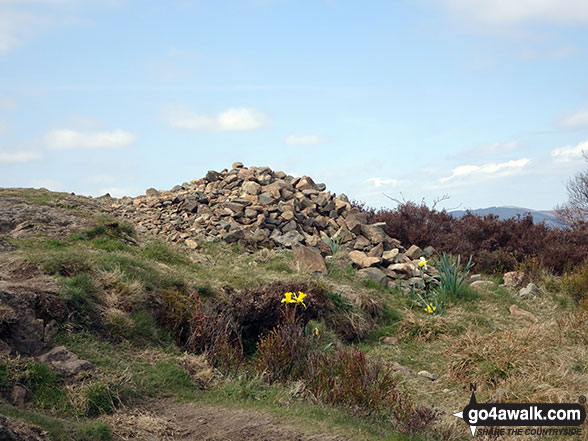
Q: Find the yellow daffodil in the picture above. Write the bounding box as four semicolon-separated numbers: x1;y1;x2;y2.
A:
281;292;296;304
314;327;319;336
294;291;307;308
424;303;436;314
418;257;428;268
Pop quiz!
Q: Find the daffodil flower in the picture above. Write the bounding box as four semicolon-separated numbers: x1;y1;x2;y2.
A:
424;303;436;314
314;327;319;336
294;291;307;308
418;257;428;268
281;292;296;304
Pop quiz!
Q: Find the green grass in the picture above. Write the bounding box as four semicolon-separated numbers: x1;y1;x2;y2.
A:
198;375;425;441
0;404;112;441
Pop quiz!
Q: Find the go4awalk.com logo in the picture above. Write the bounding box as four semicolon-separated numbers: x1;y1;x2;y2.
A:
453;384;586;437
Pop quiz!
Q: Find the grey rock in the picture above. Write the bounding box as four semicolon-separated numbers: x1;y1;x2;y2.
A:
205;170;220;182
38;346;93;376
417;370;439;381
274;230;304;248
405;244;424;260
519;282;539;298
423;245;436;257
357;267;387;285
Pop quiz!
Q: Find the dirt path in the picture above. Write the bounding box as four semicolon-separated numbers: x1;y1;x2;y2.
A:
106;400;354;441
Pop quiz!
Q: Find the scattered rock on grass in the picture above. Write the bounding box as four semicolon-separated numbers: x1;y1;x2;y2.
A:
417;370;439;381
471;280;494;290
38;346;93;376
519;282;539;299
503;271;525;288
509;304;538;323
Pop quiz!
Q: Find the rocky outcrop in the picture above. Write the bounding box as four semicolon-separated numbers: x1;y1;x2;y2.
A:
106;164;437;288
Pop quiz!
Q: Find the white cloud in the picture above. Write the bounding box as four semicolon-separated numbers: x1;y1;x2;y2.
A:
440;158;530;183
0;149;42;164
551;139;588;162
285;135;326;146
440;0;588;24
366;177;402;188
167;107;270;131
46;128;135;150
560;110;588;130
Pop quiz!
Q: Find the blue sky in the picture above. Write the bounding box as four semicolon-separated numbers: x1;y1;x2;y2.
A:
2;0;588;211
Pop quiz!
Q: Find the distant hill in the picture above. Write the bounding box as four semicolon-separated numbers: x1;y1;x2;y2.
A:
449;206;560;227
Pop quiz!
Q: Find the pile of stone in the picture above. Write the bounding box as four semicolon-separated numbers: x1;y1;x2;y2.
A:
106;162;436;288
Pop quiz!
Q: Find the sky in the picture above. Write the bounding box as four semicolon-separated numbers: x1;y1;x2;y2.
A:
2;0;588;211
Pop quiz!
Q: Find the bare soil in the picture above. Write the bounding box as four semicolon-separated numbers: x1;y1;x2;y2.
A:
105;400;353;441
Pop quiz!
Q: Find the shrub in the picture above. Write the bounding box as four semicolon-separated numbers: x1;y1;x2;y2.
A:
562;260;588;304
365;201;588;274
254;322;314;383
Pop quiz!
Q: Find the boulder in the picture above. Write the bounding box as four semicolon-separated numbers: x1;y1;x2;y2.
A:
357;267;387;285
292;245;327;275
38;346;93;376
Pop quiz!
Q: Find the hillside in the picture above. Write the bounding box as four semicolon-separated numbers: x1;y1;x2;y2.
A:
449;206;559;227
1;165;587;441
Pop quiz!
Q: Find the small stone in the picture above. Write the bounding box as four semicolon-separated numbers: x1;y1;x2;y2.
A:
379;336;398;345
242;181;261;195
232;161;244;169
471;280;494;290
423;245;436;257
468;274;482;284
382;248;399;263
185;239;199;250
348;250;381;268
205;170;220;182
519;282;539;298
368;243;384;258
391;362;411;376
503;271;525;288
145;188;159;197
10;385;26;408
509;304;538;323
274;230;304;248
417;370;439;381
38;346;94;376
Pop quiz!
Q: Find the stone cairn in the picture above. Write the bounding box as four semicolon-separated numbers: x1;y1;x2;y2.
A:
106;162;436;289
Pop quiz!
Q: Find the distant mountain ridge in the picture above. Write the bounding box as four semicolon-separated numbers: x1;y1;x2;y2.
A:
449;206;560;227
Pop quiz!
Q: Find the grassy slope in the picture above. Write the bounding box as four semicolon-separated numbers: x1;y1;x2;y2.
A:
1;189;586;441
